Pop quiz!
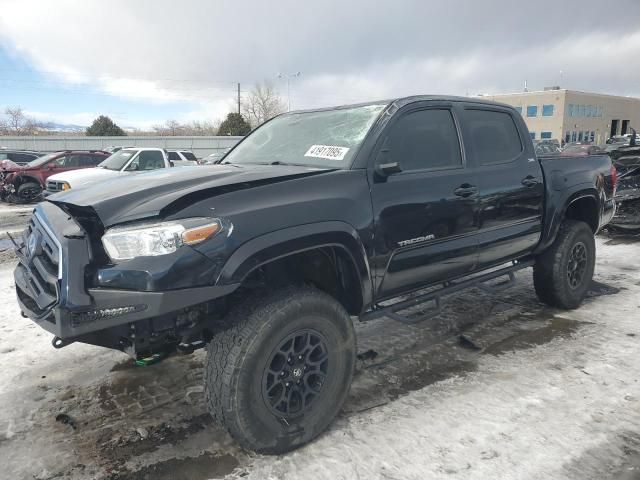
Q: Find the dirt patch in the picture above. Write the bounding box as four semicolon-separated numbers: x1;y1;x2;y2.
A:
385;359;478;400
605;234;640;245
110;359;138;372
98;414;213;465
483;317;586;356
107;452;239;480
586;280;622;298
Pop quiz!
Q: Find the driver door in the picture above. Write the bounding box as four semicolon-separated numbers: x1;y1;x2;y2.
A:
370;104;480;299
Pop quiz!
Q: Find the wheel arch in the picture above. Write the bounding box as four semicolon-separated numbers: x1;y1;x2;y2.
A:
216;221;373;315
536;187;600;254
13;174;43;188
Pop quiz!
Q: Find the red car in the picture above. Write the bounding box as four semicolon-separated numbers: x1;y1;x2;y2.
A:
0;150;109;203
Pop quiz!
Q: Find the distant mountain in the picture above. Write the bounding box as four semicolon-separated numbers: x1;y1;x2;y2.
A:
36;121;86;133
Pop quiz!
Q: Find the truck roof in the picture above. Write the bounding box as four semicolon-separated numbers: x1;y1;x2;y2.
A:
289;95;515;115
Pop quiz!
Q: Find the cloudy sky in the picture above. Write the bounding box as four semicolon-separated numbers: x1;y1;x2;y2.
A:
1;0;640;129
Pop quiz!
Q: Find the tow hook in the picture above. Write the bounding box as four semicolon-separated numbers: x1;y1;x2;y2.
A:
52;336;74;349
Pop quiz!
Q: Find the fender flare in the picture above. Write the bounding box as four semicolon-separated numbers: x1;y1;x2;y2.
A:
216;221;373;310
13;174;43;188
536;186;599;253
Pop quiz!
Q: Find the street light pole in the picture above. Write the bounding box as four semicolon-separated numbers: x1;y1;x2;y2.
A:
278;72;301;112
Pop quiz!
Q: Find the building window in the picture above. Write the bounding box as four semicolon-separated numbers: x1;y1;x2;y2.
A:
578;131;584;141
567;104;574;117
590;131;595;142
541;131;552;139
565;132;571;144
542;105;554;116
571;131;577;142
530;132;536;139
526;105;538;117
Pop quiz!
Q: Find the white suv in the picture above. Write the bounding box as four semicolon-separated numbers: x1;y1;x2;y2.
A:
167;150;199;166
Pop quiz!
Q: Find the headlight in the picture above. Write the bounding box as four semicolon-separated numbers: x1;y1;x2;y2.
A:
102;218;222;261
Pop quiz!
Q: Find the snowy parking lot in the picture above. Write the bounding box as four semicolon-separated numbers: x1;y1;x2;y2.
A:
0;218;639;479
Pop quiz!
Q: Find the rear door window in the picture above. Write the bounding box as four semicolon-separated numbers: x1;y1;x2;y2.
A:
463;109;523;165
167;151;180;161
64;155;83;167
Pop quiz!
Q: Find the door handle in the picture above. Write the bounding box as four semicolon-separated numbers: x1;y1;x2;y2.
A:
454;184;478;197
521;176;540;187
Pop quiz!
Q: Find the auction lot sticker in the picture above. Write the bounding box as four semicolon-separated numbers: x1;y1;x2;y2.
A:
304;145;350;161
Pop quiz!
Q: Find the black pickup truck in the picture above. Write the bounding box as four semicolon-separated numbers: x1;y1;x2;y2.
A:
13;96;616;454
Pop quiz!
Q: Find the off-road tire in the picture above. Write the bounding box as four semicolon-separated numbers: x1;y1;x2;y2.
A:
533;220;595;309
16;182;42;203
204;285;356;454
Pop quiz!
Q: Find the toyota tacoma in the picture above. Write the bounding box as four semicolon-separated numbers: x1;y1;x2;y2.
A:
12;96;616;453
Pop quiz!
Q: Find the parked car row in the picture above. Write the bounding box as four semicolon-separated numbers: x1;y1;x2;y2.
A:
0;147;225;203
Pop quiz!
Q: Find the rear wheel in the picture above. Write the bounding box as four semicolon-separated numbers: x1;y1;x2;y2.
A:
533;220;595;309
204;286;356;454
16;182;42;203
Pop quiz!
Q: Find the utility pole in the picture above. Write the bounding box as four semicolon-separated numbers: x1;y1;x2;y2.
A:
237;83;241;114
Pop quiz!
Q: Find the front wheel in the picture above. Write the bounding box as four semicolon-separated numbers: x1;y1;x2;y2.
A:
533;219;596;309
16;182;43;203
204;286;356;454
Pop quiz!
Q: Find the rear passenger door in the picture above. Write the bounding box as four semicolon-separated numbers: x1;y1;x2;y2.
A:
459;106;544;268
370;104;480;299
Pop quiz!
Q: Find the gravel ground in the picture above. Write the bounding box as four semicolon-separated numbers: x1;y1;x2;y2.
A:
0;223;638;479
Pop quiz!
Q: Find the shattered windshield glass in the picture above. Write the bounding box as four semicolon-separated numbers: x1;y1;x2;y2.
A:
222;104;387;168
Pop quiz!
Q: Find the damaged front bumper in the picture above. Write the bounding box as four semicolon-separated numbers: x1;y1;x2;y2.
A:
14;202;238;352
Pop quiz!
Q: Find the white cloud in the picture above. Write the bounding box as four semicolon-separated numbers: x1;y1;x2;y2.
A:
0;0;640;125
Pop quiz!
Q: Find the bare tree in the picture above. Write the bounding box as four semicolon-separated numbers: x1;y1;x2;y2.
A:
0;106;38;135
152;119;220;136
242;82;286;128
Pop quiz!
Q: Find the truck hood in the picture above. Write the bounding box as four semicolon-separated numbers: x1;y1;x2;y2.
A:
48;167;122;186
49;164;332;227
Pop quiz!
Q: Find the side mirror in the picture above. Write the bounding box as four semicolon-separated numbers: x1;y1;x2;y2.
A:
374;146;402;177
377;162;402;176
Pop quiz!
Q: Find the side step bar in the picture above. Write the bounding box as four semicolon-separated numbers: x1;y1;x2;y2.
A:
360;259;534;325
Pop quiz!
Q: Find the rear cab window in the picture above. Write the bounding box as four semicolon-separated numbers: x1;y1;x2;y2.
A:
462;109;523;165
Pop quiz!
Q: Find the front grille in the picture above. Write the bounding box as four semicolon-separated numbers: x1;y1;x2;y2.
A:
47;180;64;192
19;213;62;313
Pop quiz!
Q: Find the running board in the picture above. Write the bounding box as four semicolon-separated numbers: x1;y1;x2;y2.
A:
360;260;534;325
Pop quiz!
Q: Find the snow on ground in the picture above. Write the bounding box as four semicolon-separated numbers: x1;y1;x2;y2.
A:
0;232;639;479
0;204;33;263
